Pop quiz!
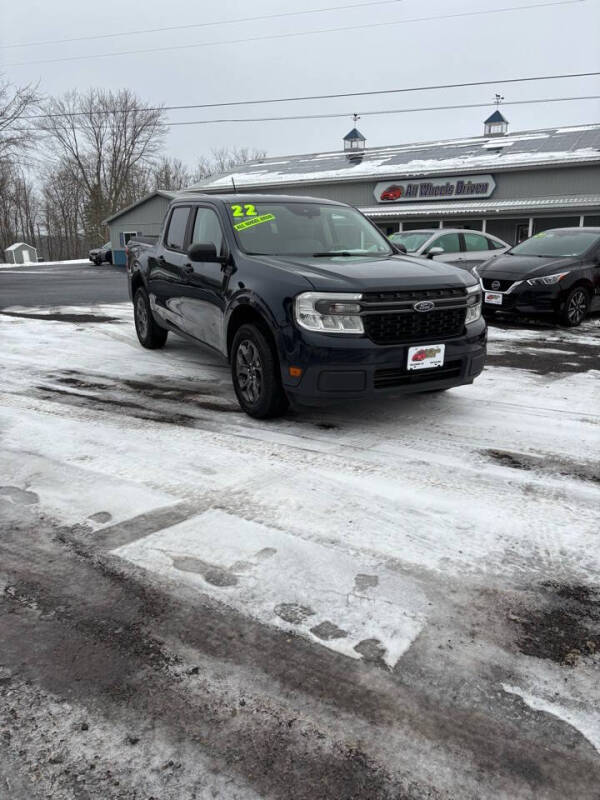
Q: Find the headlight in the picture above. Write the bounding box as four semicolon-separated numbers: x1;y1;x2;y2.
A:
465;283;482;324
527;271;570;286
294;292;364;333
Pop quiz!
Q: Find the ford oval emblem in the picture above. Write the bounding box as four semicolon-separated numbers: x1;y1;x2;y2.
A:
414;300;435;313
491;280;501;290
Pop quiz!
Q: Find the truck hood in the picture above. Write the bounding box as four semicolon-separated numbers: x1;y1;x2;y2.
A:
254;254;478;292
478;253;579;279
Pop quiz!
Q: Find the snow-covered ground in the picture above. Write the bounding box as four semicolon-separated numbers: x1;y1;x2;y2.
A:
0;258;89;270
1;302;599;797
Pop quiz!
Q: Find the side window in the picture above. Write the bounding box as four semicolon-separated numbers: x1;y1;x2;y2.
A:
487;237;505;250
463;232;490;252
192;207;224;255
165;206;190;251
432;233;460;253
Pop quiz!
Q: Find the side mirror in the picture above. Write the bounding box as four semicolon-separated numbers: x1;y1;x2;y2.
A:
427;246;444;259
187;242;225;263
392;242;407;254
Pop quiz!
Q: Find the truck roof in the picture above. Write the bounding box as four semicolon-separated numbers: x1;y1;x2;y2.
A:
173;192;346;206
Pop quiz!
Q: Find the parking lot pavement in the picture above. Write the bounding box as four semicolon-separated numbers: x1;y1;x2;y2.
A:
1;303;599;799
0;259;128;309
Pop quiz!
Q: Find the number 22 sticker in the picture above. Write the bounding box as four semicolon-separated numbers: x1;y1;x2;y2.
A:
231;204;257;217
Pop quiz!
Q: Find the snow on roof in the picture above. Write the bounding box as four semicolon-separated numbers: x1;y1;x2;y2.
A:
188;124;600;192
5;242;35;251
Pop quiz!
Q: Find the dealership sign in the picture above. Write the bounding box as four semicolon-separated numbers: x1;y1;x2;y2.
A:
374;175;495;203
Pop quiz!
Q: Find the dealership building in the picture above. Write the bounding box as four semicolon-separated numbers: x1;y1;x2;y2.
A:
105;115;600;262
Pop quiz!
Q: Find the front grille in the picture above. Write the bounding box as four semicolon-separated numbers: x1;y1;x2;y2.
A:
482;278;515;292
364;308;465;345
363;287;465;303
374;360;463;389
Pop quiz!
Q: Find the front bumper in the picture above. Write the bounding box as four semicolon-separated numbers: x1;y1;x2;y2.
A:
483;280;561;315
279;318;487;403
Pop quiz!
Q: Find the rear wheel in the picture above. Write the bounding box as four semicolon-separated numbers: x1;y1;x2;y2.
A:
134;287;168;349
558;286;589;327
231;324;288;419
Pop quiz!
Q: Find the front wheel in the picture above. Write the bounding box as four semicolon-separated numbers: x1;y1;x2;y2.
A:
134;287;168;349
231;324;288;419
558;286;589;327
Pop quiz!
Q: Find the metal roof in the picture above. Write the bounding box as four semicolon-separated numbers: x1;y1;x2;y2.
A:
484;110;509;124
189;123;600;192
359;194;600;218
343;127;366;141
103;190;176;225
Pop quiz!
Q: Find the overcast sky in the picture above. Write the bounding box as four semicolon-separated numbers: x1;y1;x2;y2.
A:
1;0;599;167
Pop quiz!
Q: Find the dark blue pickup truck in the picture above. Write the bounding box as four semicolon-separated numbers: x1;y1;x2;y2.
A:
128;193;486;417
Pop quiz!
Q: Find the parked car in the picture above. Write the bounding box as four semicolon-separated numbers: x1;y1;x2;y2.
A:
88;242;112;265
389;229;509;270
475;227;600;326
128;194;486;418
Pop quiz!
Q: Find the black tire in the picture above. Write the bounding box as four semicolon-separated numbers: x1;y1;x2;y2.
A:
231;323;288;419
134;287;168;349
558;286;590;327
93;257;101;266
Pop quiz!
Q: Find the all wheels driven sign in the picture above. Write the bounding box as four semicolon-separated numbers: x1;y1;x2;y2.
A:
374;175;496;203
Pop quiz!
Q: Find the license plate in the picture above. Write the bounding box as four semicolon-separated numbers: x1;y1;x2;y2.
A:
485;292;503;305
407;344;445;371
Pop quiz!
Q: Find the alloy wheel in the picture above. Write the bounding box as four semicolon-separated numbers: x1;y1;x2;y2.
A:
567;289;587;325
136;294;149;339
236;339;263;404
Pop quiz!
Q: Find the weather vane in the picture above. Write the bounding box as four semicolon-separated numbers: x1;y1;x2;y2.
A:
494;94;504;107
353;113;361;125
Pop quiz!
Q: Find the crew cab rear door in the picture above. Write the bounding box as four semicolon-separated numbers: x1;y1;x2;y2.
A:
182;205;231;354
148;205;192;332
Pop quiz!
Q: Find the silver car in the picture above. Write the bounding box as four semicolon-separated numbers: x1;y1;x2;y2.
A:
389;228;509;271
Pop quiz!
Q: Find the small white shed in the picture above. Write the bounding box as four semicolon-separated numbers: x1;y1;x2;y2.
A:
4;242;38;265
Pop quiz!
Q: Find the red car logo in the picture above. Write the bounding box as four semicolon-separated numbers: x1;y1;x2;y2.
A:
380;185;404;202
411;349;427;362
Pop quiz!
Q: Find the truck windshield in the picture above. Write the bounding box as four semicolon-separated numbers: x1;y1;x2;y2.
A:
228;201;392;257
510;230;600;258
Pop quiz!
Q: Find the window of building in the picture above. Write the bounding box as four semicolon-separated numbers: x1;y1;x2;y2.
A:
532;217;580;235
584;216;600;227
165;206;190;250
403;220;441;231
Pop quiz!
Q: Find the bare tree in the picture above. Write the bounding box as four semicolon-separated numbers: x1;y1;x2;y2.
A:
37;88;166;243
0;75;41;255
150;156;194;191
0;75;40;166
192;146;266;183
0;162;39;254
